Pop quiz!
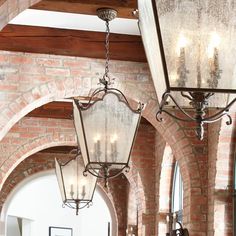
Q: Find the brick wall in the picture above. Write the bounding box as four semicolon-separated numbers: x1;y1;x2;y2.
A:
0;116;158;236
0;102;217;236
207;110;236;236
108;174;129;235
0;48;233;236
0;150;122;236
0;1;235;235
158;144;175;236
0;50;155;141
131;121;157;235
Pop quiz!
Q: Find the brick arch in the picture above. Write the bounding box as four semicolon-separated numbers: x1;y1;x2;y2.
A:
0;51;154;141
0;94;200;234
0;133;77;191
208;113;236;236
143;101;207;234
0;169;119;236
0;117;147;236
0;77;85;141
0;145;145;236
0;0;197;200
126;161;147;234
158;144;175;236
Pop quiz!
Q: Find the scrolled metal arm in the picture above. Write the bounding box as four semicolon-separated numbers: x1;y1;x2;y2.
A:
157;92;198;122
84;164;130;187
156;91;236;140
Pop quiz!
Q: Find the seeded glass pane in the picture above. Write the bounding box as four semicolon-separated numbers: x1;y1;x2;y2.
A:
155;0;236;91
55;156;97;202
138;0;167;102
55;159;66;202
79;93;140;170
73;101;88;167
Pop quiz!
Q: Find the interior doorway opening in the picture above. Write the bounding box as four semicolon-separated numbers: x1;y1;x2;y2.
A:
3;171;117;236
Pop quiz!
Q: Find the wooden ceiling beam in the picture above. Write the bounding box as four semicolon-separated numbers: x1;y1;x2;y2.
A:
0;24;146;62
31;0;137;19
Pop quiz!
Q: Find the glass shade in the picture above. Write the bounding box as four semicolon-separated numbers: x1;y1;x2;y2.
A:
138;0;236;107
73;91;141;176
55;155;97;206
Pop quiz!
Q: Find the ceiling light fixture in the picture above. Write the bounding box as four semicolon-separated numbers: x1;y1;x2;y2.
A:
73;8;143;186
138;0;236;140
55;149;97;215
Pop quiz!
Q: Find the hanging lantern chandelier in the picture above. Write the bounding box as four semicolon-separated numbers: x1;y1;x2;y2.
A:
55;149;97;215
73;8;143;186
137;0;236;140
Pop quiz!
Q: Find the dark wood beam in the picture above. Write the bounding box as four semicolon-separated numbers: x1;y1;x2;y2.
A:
0;24;146;62
32;0;137;19
27;101;73;120
40;146;76;153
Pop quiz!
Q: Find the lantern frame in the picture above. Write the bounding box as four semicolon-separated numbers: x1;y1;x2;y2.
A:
137;0;236;140
72;8;143;186
55;150;97;215
73;86;143;183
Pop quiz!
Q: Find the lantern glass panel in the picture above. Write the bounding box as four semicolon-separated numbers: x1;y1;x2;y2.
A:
55;156;97;203
55;159;66;202
75;93;141;171
163;0;236;91
138;0;168;103
138;0;236;108
73;101;89;167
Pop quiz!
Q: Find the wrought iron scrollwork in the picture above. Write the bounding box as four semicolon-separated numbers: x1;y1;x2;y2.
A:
156;91;235;140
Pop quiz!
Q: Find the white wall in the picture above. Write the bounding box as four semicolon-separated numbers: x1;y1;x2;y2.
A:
6;174;112;236
6;216;21;236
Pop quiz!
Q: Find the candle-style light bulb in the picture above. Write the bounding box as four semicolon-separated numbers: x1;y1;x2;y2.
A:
110;134;118;161
177;34;188;56
176;34;189;87
208;32;221;58
110;133;118;143
70;184;74;198
94;134;101;161
82;185;86;198
81;179;86;198
207;32;222;88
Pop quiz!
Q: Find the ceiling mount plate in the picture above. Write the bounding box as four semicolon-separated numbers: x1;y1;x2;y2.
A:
97;8;117;22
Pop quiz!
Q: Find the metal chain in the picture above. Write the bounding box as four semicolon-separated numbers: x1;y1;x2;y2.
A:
100;20;111;88
104;20;110;79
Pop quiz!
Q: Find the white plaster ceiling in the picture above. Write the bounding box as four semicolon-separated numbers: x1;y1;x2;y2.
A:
10;9;140;35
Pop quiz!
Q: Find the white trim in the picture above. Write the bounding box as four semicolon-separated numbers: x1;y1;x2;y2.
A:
10;9;140;36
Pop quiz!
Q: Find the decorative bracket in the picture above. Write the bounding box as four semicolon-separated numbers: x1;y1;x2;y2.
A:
156;91;235;140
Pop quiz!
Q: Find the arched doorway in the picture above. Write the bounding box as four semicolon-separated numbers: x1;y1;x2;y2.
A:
2;171;118;236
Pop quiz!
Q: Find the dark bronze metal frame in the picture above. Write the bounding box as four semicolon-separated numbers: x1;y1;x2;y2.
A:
55;149;97;215
145;0;236;140
74;87;143;186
